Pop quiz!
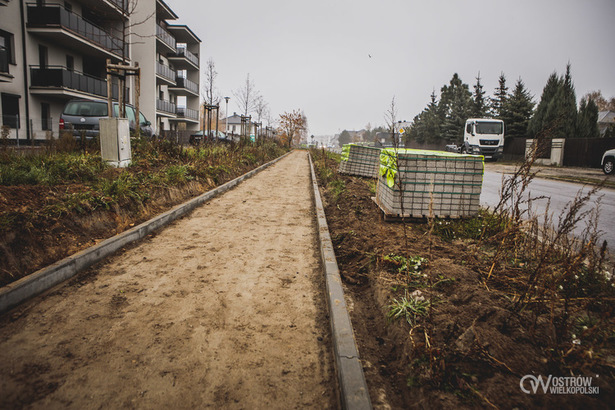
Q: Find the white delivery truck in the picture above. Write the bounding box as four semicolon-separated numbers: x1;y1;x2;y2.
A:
461;118;505;161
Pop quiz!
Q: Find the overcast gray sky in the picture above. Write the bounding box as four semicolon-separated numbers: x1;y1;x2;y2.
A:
167;0;615;137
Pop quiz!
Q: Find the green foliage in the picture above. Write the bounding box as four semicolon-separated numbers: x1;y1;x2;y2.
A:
99;172;147;205
383;254;427;276
501;78;535;139
491;73;508;119
439;73;472;143
432;210;508;241
164;164;194;185
0;152;107;186
471;73;488;118
330;179;346;201
387;290;431;326
528;64;578;139
406;91;442;145
338;130;352;147
1;138;288;228
577;98;600;138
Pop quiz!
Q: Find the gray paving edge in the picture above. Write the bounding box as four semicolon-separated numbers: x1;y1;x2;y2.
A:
308;153;373;410
0;151;292;315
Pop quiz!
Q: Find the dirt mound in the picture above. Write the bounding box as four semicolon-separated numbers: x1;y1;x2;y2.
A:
318;158;614;409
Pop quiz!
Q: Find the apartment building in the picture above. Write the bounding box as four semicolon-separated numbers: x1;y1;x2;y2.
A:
131;0;200;134
0;0;200;142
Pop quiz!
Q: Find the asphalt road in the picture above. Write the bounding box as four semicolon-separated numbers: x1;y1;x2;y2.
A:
481;170;615;255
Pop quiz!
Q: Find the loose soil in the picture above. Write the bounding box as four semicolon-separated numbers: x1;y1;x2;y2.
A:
0;151;337;409
315;155;614;409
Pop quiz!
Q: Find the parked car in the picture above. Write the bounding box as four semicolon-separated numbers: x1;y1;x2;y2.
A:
189;130;232;145
59;99;155;139
444;144;461;153
601;148;615;175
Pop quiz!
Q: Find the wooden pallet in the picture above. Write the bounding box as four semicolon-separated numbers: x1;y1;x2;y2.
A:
371;197;463;222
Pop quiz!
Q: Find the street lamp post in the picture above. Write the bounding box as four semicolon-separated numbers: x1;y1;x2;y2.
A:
224;97;230;135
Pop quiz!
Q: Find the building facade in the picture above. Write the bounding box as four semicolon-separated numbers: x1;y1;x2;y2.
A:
0;0;200;142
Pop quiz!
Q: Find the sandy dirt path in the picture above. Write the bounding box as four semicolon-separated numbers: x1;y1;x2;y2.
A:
0;151;337;409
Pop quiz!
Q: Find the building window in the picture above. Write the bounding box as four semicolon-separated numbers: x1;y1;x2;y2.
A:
1;93;20;129
38;45;48;69
41;103;51;131
64;1;72;12
66;55;74;71
0;30;15;71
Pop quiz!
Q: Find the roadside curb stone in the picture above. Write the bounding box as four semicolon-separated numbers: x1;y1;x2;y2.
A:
308;153;373;410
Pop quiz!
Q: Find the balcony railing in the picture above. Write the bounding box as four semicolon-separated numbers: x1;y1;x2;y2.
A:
0;46;8;74
30;65;118;99
156;99;176;114
27;4;124;57
175;47;199;67
156;61;176;82
106;0;128;13
174;77;198;94
156;24;176;50
176;107;199;121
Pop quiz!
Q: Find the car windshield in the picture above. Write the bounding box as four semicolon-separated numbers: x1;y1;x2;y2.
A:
63;101;108;117
476;121;503;135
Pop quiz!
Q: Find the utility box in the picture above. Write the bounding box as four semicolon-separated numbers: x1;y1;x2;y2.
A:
100;118;131;168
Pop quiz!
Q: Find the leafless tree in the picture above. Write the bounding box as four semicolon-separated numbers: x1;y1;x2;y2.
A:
385;96;398;147
254;97;269;123
278;109;307;148
202;58;220;106
233;73;261;116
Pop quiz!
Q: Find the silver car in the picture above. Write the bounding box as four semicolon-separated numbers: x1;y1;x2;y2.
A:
602;148;615;175
59;99;155;139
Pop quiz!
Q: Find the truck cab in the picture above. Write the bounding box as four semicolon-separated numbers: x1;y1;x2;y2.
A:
462;118;505;161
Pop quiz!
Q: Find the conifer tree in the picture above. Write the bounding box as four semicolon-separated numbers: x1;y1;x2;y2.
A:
501;78;534;139
439;73;472;143
528;64;578;139
527;72;562;137
556;63;578;138
491;73;508;118
577;98;599;138
472;72;488;118
408;91;442;144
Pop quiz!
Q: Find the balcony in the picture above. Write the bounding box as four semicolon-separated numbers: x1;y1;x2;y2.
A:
168;47;199;70
106;0;128;13
156;99;176;116
29;65;118;99
169;77;198;96
156;24;176;54
27;4;124;59
156;61;176;85
174;107;199;122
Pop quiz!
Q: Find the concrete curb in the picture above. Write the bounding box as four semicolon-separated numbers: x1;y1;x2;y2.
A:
308;153;373;410
0;151;291;314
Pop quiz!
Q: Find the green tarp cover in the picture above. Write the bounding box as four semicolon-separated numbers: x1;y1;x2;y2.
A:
341;144;351;162
379;148;483;188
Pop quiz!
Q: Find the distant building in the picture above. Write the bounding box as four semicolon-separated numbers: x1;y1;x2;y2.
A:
598;111;615;137
224;112;256;137
0;0;201;141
